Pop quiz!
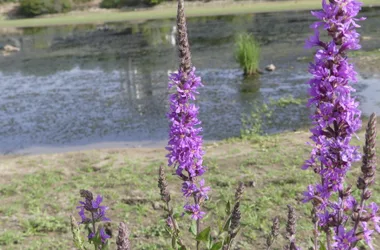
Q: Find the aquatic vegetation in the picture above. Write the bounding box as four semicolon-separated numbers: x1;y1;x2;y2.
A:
235;33;261;76
240;96;305;139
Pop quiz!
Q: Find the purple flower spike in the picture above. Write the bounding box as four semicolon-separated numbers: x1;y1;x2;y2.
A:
167;0;210;221
302;0;380;248
166;67;209;219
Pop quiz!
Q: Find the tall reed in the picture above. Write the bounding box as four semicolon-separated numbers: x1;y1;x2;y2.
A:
235;33;261;76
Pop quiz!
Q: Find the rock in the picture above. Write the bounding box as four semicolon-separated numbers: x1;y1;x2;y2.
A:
3;44;20;52
265;64;276;72
7;37;21;48
245;180;256;187
96;25;110;32
152;201;162;210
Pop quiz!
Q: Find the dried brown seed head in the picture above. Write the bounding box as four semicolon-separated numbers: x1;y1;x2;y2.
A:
176;0;192;77
116;222;131;250
234;182;245;202
158;165;171;203
286;205;296;240
80;189;93;201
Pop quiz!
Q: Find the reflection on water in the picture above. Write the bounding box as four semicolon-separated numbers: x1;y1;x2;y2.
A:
240;76;261;93
0;8;380;153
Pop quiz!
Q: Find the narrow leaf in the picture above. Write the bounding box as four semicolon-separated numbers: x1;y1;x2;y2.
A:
223;216;232;232
189;220;197;236
172;236;177;249
225;200;231;215
319;242;327;250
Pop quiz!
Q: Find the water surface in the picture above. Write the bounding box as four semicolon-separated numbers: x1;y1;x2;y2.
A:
0;8;380;154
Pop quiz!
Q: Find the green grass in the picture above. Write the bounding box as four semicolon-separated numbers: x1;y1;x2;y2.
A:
235;33;261;76
0;122;379;249
0;0;379;28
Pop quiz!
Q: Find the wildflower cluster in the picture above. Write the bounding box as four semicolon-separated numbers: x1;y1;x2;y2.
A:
303;0;379;248
77;189;111;248
72;190;131;250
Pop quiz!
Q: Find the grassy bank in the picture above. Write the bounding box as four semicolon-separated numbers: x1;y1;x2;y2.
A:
0;0;379;28
1;123;380;249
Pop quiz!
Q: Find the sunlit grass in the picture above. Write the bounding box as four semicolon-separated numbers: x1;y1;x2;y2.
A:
0;121;378;249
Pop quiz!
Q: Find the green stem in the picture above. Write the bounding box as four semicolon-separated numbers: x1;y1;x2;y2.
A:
166;201;186;249
91;212;97;250
349;187;367;250
194;195;200;250
326;229;332;250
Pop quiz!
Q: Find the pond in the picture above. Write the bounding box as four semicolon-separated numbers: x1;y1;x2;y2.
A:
0;7;380;154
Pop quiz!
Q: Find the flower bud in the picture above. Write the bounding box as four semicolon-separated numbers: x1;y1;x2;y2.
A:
363;190;372;200
357;177;366;190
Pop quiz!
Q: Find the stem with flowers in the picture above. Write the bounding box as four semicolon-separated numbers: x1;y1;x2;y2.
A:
166;0;210;248
76;190;111;250
303;0;379;249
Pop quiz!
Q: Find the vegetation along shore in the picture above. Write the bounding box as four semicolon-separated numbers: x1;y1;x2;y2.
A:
0;0;379;28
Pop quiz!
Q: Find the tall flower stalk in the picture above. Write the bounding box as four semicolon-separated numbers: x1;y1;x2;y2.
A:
303;0;379;248
166;0;210;248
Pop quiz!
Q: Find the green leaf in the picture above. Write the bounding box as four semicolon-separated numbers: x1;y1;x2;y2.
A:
218;231;229;240
189;220;197;236
225;201;231;215
217;219;223;232
173;212;181;219
210;241;223;250
171;236;177;249
101;242;110;250
207;232;213;249
223;217;232;232
196;226;211;242
319;242;327;250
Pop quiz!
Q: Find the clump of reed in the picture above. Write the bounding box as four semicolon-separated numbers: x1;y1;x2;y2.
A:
235;33;261;76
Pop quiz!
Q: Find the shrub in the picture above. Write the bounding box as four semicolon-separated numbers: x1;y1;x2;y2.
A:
235;33;261;76
100;0;124;9
72;0;92;4
0;0;19;3
19;0;72;17
100;0;163;8
142;0;164;6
